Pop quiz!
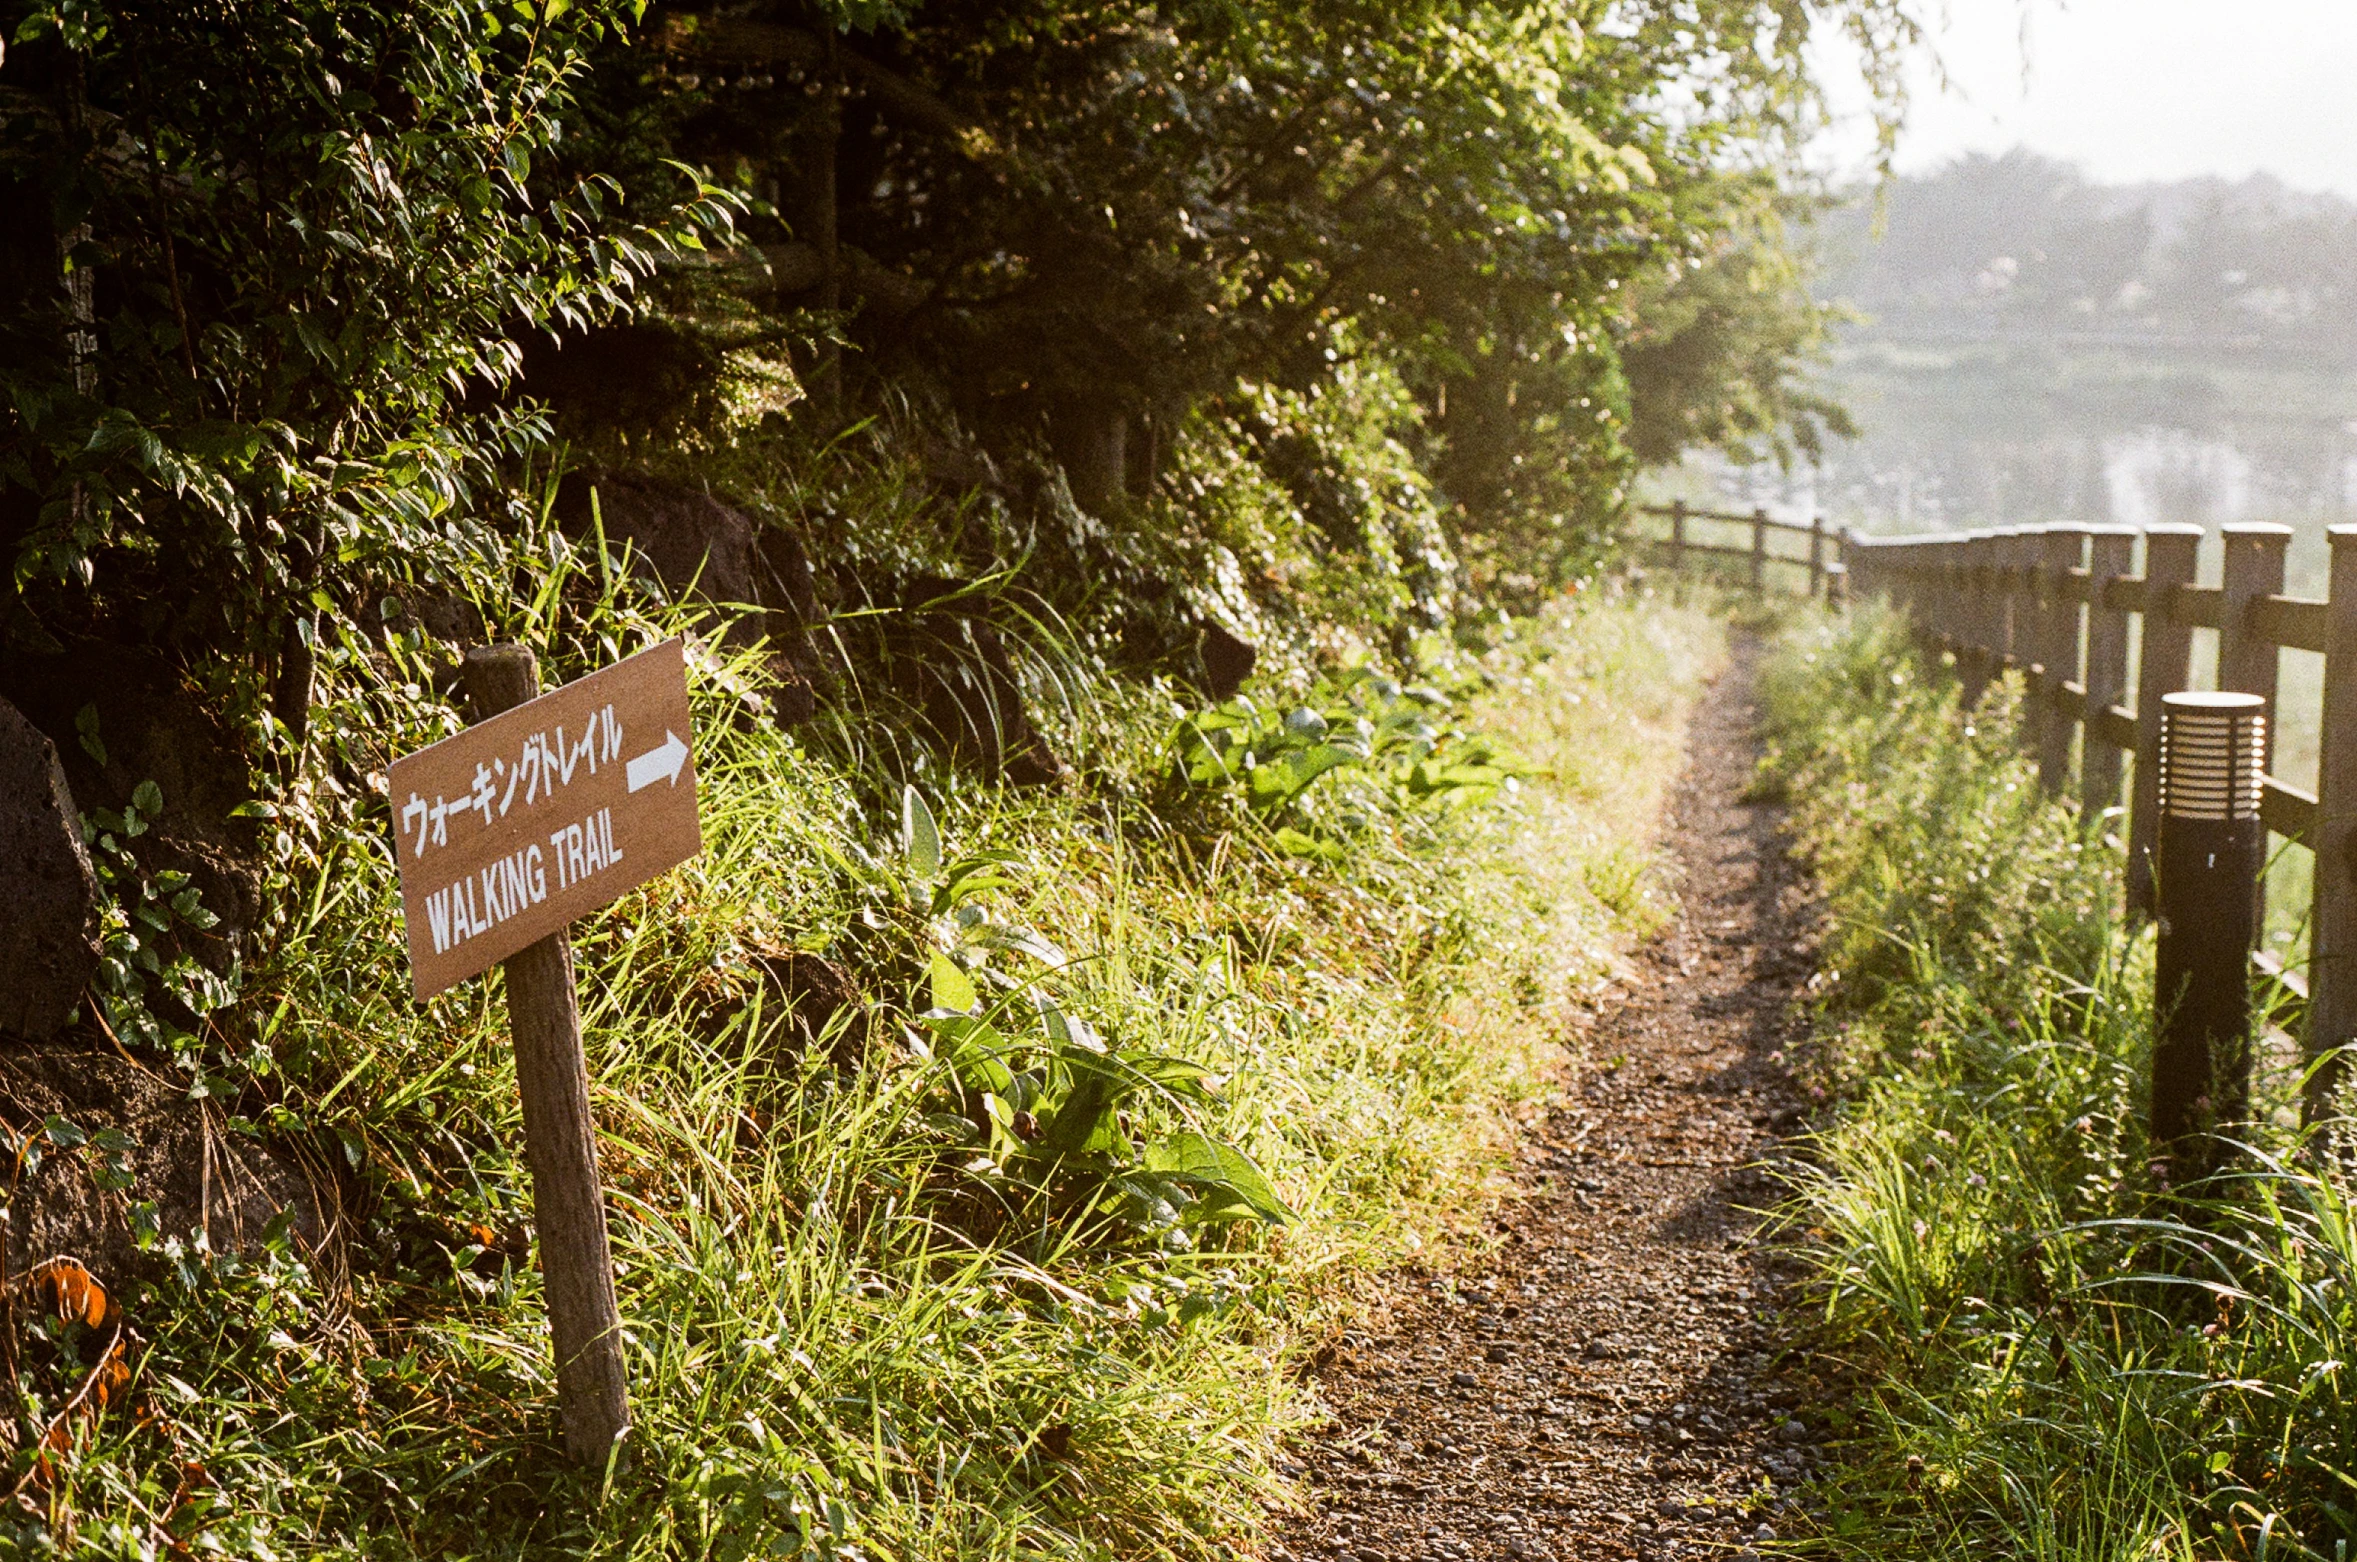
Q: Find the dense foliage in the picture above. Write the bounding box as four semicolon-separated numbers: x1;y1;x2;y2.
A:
2;0;1902;713
0;1;729;723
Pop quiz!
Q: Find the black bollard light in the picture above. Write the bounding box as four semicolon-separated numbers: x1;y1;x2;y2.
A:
2150;691;2268;1178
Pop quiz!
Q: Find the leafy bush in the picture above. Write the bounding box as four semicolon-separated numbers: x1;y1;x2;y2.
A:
1;1;730;683
1171;671;1534;864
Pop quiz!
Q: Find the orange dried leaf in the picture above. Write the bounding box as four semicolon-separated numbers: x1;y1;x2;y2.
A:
89;1342;131;1409
26;1258;110;1330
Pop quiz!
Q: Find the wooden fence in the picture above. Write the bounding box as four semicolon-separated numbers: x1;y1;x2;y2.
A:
1632;500;1848;600
1842;522;2357;1116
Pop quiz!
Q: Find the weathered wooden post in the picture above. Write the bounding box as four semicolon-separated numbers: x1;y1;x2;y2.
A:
1993;528;2026;676
462;646;632;1465
2081;527;2138;819
2220;523;2290;930
1669;499;1687;572
2219;524;2291;703
1959;531;1996;708
2307;524;2357;1123
1749;507;1768;593
2129;526;2205;922
1809;515;1826;599
387;637;703;1466
2151;691;2268;1179
2037;527;2088;793
1934;536;1958;648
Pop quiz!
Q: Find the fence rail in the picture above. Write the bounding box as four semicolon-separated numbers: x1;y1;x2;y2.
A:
1632;501;1847;600
1843;522;2357;1118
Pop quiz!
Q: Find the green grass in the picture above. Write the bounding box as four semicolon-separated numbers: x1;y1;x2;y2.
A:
17;555;1723;1558
1758;606;2357;1562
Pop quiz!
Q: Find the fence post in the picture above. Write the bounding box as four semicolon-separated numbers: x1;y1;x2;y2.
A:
1899;539;1928;653
2308;524;2357;1123
1992;528;2025;673
2220;522;2290;705
2151;691;2268;1181
1670;499;1687;571
1809;516;1825;598
2220;523;2290;931
1961;531;1997;708
2037;527;2087;793
2081;526;2137;820
1937;536;1962;653
1750;507;1767;592
2128;525;2205;922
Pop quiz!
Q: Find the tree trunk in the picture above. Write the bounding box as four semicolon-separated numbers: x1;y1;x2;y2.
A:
1052;398;1126;517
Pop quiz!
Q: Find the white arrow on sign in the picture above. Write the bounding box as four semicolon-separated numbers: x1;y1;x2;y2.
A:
626;730;689;793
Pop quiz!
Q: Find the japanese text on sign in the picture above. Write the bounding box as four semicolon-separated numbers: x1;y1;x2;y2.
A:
387;639;703;1000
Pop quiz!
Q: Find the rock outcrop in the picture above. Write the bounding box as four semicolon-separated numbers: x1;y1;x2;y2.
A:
554;470;824;724
0;697;101;1039
1199;622;1258;701
0;644;264;973
887;601;1066;787
748;950;871;1068
0;1043;325;1290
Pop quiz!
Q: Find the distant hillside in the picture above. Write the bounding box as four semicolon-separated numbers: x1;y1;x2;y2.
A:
1819;151;2357;360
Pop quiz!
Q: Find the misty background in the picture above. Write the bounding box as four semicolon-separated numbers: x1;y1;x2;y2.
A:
1656;0;2357;607
1668;150;2357;604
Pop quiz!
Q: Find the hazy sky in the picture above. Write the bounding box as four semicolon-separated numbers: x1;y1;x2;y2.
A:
1815;1;2357;197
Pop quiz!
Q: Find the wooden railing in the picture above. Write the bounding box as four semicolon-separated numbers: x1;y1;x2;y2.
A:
1633;500;1848;600
1844;522;2357;1109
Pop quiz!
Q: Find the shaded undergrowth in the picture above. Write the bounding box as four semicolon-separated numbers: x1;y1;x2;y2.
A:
1760;608;2357;1562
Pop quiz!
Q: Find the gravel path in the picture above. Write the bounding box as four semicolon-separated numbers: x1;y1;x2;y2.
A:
1275;636;1832;1562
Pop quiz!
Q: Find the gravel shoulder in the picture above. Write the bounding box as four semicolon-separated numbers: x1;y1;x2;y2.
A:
1274;633;1832;1562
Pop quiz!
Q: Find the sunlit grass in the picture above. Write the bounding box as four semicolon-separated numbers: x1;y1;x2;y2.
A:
1760;606;2357;1562
21;564;1724;1558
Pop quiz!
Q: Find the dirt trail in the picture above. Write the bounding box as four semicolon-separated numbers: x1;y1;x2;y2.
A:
1275;636;1828;1562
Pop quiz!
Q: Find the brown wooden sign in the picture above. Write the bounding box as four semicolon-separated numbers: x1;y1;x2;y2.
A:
390;638;702;999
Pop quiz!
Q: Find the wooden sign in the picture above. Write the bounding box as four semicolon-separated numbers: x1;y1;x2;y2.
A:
390;638;702;1000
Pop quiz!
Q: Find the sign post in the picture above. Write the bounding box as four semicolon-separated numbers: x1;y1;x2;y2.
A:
389;637;703;1464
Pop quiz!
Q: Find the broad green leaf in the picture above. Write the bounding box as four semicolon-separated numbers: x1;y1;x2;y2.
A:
1144;1131;1292;1224
1035;1056;1128;1157
928;951;976;1013
902;785;941;880
920;1014;1014;1093
1273;826;1345;862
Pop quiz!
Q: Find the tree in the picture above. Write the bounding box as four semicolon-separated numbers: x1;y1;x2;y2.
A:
1621;195;1859;471
0;0;726;736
